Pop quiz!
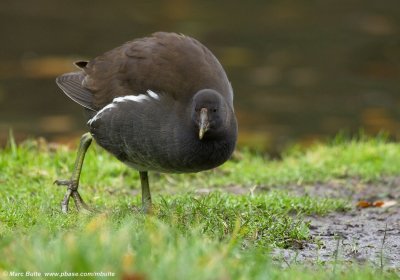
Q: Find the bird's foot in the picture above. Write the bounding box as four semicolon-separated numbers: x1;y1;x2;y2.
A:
54;179;90;213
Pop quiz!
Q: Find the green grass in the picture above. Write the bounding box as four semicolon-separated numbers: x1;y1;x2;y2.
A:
0;136;399;279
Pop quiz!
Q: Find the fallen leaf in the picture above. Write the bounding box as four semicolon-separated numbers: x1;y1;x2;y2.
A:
372;200;384;207
357;200;397;208
357;200;372;208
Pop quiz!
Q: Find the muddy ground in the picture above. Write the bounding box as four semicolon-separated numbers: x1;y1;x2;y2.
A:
270;177;400;268
134;177;400;268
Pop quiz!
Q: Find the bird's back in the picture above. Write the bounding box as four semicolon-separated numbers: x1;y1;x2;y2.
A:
80;32;233;110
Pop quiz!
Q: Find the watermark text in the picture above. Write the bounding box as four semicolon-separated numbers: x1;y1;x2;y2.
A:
3;271;116;278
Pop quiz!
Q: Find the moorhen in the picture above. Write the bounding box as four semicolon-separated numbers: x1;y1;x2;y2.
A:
55;32;238;213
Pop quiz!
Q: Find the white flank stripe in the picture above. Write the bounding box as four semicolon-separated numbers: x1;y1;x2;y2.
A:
147;90;160;100
113;95;150;103
87;103;115;125
87;91;160;126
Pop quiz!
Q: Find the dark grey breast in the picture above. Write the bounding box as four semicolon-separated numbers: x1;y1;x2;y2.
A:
56;32;237;173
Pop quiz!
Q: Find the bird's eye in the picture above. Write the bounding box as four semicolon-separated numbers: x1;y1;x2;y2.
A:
212;108;217;113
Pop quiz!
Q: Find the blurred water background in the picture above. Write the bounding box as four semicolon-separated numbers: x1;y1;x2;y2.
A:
1;0;400;152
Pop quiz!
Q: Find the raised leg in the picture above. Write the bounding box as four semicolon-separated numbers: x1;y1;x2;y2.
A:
140;171;152;214
54;132;93;213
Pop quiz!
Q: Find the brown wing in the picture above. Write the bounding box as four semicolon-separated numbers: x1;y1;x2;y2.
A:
81;32;233;110
56;71;96;111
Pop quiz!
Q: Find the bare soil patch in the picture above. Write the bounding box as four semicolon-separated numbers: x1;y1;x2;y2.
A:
272;177;400;268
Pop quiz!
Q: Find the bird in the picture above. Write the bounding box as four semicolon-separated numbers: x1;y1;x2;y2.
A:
54;32;238;213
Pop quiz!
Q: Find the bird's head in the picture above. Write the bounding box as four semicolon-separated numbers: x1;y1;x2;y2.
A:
191;89;231;140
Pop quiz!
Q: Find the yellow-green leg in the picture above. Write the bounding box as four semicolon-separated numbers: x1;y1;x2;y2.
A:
140;171;152;214
54;132;92;213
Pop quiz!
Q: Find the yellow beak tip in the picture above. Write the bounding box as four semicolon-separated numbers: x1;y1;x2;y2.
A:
199;130;205;140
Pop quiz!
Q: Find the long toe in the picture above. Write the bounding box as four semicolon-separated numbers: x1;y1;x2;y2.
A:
61;189;73;213
71;191;91;212
54;179;72;186
55;179;77;213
